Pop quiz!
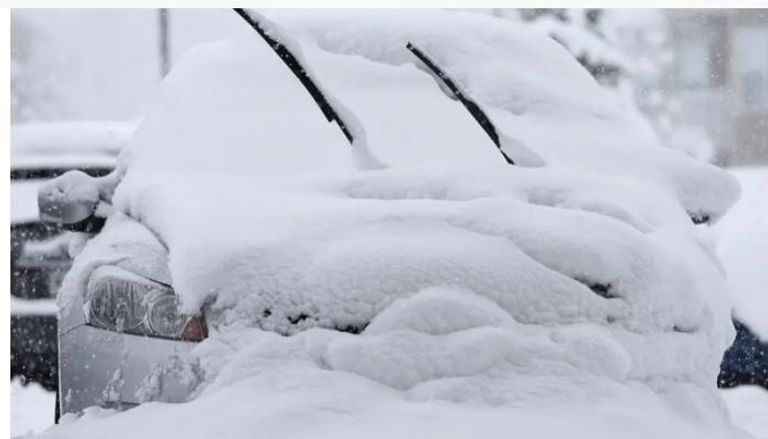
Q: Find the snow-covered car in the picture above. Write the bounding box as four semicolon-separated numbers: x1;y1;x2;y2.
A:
37;10;750;439
11;122;133;392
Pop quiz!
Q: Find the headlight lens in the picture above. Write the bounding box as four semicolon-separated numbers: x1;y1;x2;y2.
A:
148;294;187;337
86;274;151;332
84;266;207;342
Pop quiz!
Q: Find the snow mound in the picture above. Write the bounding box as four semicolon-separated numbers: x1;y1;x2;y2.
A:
48;9;746;439
721;385;768;438
714;168;768;339
11;378;55;437
526;14;633;76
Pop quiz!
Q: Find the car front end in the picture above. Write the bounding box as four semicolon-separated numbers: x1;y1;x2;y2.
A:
54;215;208;416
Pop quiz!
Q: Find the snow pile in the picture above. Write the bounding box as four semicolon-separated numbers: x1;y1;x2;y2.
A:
721;386;768;439
525;14;632;77
11;378;55;437
44;9;746;439
714;168;768;339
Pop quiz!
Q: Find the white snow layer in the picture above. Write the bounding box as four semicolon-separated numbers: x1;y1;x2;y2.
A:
11;121;133;168
11;297;58;316
12;180;46;223
526;14;633;74
714;168;768;339
45;10;749;439
721;386;768;439
11;378;56;438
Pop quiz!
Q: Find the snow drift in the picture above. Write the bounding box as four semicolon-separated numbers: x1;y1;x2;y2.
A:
715;168;768;340
42;9;748;439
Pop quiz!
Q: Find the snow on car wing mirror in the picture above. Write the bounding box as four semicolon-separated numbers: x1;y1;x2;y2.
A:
38;170;108;233
406;42;545;168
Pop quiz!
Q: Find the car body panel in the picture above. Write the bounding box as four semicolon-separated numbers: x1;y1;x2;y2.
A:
54;215;197;415
59;310;197;414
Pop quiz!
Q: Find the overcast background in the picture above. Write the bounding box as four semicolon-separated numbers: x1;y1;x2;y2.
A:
10;9;659;122
12;9;246;121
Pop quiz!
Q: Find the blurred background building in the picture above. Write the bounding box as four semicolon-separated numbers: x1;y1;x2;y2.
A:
666;9;768;166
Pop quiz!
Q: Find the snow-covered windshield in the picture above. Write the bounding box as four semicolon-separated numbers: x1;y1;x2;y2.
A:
116;11;735;221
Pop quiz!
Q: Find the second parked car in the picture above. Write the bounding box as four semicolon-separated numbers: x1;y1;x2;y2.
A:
11;121;133;391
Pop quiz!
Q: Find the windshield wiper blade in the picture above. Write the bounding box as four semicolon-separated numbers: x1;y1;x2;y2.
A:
234;8;354;145
406;42;515;166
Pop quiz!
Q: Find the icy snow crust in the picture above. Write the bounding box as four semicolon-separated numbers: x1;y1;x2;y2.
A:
48;10;747;439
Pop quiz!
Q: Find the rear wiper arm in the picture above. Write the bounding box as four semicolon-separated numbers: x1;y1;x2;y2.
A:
234;8;354;145
406;42;515;166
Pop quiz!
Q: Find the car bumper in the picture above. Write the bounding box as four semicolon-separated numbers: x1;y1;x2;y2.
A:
59;323;198;415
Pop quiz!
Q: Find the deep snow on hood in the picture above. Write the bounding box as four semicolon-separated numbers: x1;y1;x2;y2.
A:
50;9;747;439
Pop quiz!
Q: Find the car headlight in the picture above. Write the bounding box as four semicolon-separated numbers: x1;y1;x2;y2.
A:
84;266;207;342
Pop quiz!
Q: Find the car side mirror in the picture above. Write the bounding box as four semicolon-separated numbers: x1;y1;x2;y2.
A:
38;170;106;233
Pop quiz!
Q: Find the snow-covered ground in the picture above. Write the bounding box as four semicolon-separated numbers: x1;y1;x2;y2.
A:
11;379;55;438
722;386;768;439
11;382;768;438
